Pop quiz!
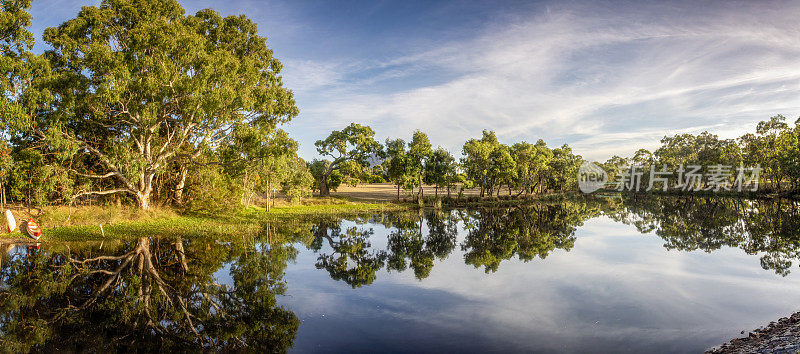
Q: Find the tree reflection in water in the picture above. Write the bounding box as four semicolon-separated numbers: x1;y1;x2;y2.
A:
0;232;299;352
461;202;601;272
1;196;799;350
306;197;800;286
608;196;800;276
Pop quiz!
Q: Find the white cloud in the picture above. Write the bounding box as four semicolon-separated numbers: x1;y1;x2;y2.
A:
280;59;344;92
285;1;800;160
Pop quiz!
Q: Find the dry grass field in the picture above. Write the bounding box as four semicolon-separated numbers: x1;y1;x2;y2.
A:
330;183;483;202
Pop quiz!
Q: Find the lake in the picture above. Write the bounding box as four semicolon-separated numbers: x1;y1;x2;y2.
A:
1;196;799;352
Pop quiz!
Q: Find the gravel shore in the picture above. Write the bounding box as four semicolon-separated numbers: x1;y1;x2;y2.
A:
708;312;800;353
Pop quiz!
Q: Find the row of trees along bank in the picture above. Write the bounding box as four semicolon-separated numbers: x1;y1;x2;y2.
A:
2;1;798;212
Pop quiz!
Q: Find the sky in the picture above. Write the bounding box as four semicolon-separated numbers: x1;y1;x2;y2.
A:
26;0;800;161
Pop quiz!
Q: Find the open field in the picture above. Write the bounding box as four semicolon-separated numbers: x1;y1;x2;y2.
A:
331;182;482;201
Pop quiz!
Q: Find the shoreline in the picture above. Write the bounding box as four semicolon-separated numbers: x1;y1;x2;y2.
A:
709;312;800;353
1;185;796;242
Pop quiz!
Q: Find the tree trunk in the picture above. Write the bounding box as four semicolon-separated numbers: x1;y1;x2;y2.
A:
137;192;151;210
515;185;525;197
417;174;423;200
137;171;155;210
240;170;249;206
265;178;272;212
435;186;438;197
319;176;330;197
397;184;401;200
174;166;188;205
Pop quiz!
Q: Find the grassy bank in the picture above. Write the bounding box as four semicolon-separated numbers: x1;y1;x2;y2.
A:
0;192;602;242
1;196;409;242
8;189;751;242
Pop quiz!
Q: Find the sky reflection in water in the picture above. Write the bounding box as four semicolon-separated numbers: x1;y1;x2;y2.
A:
2;197;800;352
278;203;800;353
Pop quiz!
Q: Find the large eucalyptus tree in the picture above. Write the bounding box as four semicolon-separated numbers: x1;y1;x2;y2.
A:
27;0;297;209
313;123;382;196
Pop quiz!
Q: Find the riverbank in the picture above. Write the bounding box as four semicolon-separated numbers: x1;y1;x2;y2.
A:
5;182;791;242
0;185;583;242
709;311;800;353
0;196;409;242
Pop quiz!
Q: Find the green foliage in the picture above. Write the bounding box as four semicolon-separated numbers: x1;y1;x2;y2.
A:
183;164;242;213
308;159;343;193
313;123;382;196
281;157;313;204
7;149;70;206
313;225;387;288
0;236;300;351
407;131;432;196
546;144;582;193
512;140;552;195
461;130;498;196
2;0;798;215
608;115;800;193
488;144;517;195
461;131;581;196
12;0;298;209
1;0;49;135
424;148;457;195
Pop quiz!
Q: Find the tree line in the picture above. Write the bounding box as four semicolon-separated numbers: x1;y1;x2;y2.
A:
0;0;585;211
2;1;798;213
310;196;800;287
309;124;585;200
600;115;800;193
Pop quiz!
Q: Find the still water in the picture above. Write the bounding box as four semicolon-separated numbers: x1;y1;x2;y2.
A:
1;197;799;352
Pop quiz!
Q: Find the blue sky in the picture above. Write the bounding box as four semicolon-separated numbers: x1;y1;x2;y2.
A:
27;0;800;161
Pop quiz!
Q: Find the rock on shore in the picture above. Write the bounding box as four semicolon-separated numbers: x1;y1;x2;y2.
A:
708;312;800;353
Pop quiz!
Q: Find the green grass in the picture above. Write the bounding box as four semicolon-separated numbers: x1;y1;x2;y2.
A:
42;215;262;242
0;199;409;242
1;192;591;242
19;205;177;230
260;202;406;217
1;214;238;242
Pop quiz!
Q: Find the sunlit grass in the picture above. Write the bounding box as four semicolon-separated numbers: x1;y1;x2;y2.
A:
0;198;407;242
0;192;585;242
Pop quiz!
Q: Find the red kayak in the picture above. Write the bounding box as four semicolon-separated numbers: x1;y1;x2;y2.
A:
25;219;41;240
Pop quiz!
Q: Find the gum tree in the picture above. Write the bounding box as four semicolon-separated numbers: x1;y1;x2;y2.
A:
487;144;516;196
313;123;382;196
384;138;411;199
424;147;456;197
462;130;499;197
407;131;432;200
1;0;53;206
1;0;45;130
512;140;552;196
26;0;297;209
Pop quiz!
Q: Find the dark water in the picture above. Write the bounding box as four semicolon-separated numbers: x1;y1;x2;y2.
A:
1;197;799;353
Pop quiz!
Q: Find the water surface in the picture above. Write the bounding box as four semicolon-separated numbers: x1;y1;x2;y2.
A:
1;197;799;352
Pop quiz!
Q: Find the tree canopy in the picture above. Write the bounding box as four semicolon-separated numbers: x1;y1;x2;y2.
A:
312;123;382;196
10;0;298;209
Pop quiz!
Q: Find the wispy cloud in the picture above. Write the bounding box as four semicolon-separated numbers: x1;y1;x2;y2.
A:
283;0;800;160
